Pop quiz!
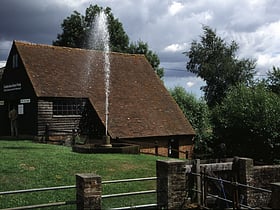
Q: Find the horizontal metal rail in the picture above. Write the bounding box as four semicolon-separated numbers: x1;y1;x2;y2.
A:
204;175;272;193
190;172;200;176
231;181;272;193
102;177;157;184
102;190;156;199
110;203;157;210
207;193;255;210
203;192;255;209
192;189;202;194
190;172;272;193
102;177;157;209
0;177;156;196
1;177;157;209
0;185;75;196
1;200;76;210
207;193;233;204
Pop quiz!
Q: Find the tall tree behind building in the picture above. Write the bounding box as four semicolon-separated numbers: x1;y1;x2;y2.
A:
184;26;256;107
53;4;164;78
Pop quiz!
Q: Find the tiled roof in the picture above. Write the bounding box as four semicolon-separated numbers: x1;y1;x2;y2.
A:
15;41;195;139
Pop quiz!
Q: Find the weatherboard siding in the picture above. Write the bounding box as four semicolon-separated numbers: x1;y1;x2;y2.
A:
37;99;80;136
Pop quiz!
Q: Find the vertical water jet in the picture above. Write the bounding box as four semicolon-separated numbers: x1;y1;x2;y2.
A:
89;10;111;146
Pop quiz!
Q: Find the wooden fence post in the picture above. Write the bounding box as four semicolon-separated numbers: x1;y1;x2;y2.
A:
76;174;102;210
194;159;201;205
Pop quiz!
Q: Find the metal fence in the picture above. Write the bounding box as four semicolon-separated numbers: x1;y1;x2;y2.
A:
0;177;157;210
190;171;272;209
0;185;76;210
102;177;157;209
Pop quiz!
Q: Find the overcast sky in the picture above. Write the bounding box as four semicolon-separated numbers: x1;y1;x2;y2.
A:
1;0;280;98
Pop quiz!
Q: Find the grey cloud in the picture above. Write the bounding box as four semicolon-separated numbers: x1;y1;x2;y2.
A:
1;0;280;94
0;0;74;45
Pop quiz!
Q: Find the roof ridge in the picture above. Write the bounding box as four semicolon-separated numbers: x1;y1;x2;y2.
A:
14;40;146;58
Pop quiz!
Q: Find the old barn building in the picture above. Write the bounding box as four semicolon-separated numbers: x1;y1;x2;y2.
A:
0;41;195;158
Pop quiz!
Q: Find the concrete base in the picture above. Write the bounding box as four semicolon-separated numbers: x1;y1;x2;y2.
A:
72;143;140;154
101;135;112;148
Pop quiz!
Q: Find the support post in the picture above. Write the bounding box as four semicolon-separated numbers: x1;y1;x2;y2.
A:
76;174;102;210
71;129;76;146
155;141;158;156
195;159;201;205
270;183;280;209
45;124;49;143
232;157;253;206
157;159;187;209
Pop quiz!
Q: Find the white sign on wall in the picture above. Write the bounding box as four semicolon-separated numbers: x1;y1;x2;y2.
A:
20;99;31;104
3;83;22;92
18;104;24;115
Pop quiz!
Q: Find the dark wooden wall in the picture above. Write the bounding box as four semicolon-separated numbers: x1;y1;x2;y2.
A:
37;99;81;136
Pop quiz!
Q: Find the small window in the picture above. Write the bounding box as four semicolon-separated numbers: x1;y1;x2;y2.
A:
53;99;86;116
12;54;19;69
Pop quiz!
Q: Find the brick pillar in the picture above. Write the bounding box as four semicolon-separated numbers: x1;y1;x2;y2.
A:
232;157;254;206
76;174;102;210
271;183;280;209
157;159;187;209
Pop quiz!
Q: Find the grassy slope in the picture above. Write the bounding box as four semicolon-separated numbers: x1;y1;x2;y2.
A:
0;140;168;209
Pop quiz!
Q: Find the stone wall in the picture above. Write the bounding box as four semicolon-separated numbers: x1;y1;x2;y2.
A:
156;158;280;209
157;159;188;209
141;145;193;159
199;158;280;208
250;165;280;207
126;136;193;159
74;160;280;209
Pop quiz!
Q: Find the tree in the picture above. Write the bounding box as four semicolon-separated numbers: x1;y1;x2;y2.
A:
53;11;85;48
128;40;164;78
53;4;129;52
184;26;256;107
169;86;213;157
266;66;280;95
53;4;164;78
212;84;280;163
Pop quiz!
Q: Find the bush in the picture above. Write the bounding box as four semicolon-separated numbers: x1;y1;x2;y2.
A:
212;84;280;163
169;86;213;157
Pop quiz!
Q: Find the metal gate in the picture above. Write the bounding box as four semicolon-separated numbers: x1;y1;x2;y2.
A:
187;159;272;209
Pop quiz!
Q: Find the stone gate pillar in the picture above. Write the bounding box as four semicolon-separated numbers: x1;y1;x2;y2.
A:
271;183;280;209
157;159;188;209
232;157;254;206
76;174;102;210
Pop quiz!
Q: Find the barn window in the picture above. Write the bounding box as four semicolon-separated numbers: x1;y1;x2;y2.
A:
12;54;19;69
53;98;86;116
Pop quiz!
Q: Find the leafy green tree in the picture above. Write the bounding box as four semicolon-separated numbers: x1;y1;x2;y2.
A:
212;84;280;163
169;86;213;157
53;11;86;48
128;40;164;78
53;4;129;52
184;26;256;107
266;66;280;95
53;4;164;77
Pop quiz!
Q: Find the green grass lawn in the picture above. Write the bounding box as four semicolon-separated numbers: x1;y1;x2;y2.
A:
0;140;168;209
